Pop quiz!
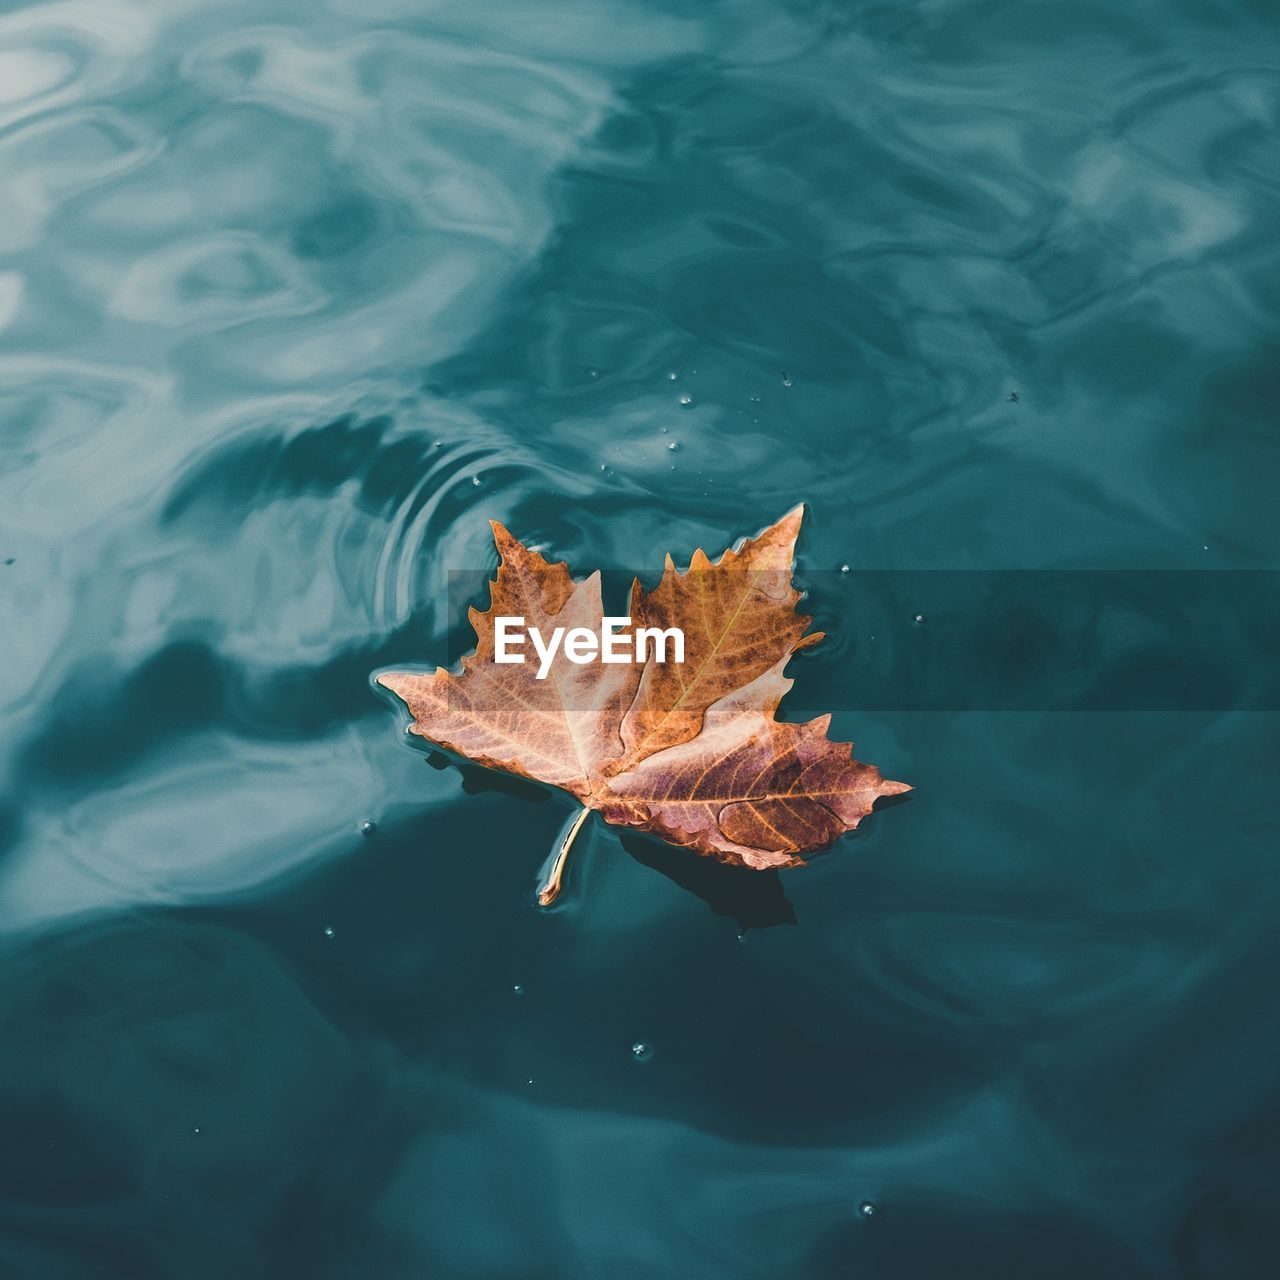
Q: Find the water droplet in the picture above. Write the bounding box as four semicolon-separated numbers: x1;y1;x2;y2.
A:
471;475;481;487
679;393;692;406
667;371;678;381
782;371;793;388
840;564;850;574
193;1126;202;1135
360;820;377;837
859;1200;878;1219
589;368;599;379
913;614;926;625
668;441;680;452
512;984;524;997
433;440;444;449
600;463;607;471
527;1077;535;1085
323;926;335;939
631;1041;652;1062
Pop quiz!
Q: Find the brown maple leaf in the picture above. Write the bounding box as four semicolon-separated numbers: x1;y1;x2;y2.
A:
377;507;909;903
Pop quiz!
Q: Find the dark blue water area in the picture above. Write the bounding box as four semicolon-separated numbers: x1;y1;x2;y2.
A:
1;0;1279;1276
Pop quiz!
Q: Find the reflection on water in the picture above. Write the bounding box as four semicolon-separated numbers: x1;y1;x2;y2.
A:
1;0;1278;1275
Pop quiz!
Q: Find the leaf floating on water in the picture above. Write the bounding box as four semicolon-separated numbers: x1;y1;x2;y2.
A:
376;506;909;902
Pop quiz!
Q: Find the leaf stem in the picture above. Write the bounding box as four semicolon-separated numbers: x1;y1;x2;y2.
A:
538;806;591;907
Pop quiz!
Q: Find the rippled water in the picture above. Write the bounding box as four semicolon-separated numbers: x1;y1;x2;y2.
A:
2;0;1279;1275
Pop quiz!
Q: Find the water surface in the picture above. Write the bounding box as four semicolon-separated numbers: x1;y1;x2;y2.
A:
1;0;1279;1276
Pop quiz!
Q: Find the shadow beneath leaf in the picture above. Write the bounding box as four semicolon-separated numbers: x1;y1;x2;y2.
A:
873;789;913;813
424;749;551;804
618;832;796;932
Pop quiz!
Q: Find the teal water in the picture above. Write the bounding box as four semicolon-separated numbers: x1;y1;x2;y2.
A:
2;0;1279;1276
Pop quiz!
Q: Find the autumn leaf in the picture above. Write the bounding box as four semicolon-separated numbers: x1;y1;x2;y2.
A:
377;506;909;903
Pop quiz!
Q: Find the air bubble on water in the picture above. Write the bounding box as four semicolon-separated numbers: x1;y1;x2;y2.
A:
433;440;444;449
589;368;599;379
512;984;524;997
782;371;792;388
859;1200;878;1219
679;393;692;406
323;926;335;939
471;475;481;487
913;614;926;625
360;820;377;837
668;371;678;381
631;1041;652;1062
840;564;850;574
668;441;680;452
192;1126;201;1135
